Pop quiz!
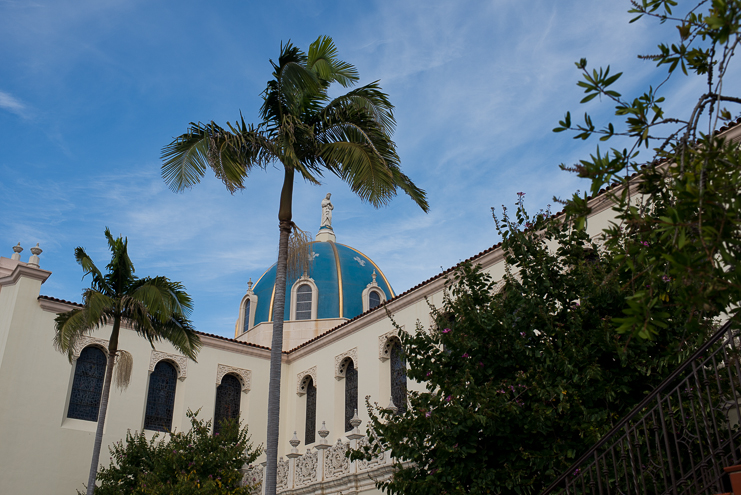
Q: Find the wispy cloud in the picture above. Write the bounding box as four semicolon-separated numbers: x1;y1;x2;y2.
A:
0;90;30;119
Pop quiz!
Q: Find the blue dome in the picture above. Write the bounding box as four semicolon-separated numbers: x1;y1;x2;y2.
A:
251;241;394;325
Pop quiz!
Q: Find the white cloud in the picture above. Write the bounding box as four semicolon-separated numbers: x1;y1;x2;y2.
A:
0;90;30;119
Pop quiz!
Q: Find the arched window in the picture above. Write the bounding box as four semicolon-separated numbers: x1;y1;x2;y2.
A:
344;359;358;432
67;346;107;421
390;340;407;414
295;284;312;320
214;374;241;435
243;299;251;333
369;290;381;309
144;361;177;432
305;378;316;445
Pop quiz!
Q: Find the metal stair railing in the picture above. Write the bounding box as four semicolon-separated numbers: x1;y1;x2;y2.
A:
541;321;741;495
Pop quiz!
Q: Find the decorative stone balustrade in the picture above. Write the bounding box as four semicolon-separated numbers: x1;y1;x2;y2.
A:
242;411;392;495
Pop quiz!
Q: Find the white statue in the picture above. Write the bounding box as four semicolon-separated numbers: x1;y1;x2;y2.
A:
320;193;333;229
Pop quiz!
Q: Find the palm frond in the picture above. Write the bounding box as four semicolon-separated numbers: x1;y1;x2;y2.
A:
307;36;359;88
53;308;107;362
104;228;136;294
319;82;397;135
161;123;212;192
113;350;133;390
74;247;110;294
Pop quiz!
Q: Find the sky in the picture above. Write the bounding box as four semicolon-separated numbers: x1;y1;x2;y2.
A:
2;0;736;337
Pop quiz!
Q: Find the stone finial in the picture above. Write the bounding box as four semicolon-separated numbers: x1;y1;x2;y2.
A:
11;243;22;261
287;431;301;459
247;278;253;292
347;409;364;440
316;421;331;450
372;270;377;284
27;243;42;268
386;396;398;415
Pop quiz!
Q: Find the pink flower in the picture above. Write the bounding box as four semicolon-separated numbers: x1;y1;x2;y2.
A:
425;411;431;418
479;362;484;367
426;371;432;377
462;353;469;358
641;241;649;247
443;328;451;334
446;395;452;402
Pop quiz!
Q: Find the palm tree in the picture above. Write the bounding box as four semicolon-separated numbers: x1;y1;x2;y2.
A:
161;36;428;495
54;229;201;495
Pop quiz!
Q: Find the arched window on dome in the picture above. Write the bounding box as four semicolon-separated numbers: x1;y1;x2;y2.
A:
362;272;387;312
304;377;316;444
369;290;381;310
390;339;407;414
242;299;251;333
296;284;312;320
344;359;358;431
144;361;177;432
214;374;241;435
67;346;107;421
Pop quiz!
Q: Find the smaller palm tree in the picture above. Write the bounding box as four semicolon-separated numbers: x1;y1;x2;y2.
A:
54;228;201;495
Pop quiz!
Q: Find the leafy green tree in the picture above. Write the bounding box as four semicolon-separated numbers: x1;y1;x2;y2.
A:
93;409;261;495
161;36;428;495
554;0;741;339
352;199;711;494
54;229;201;495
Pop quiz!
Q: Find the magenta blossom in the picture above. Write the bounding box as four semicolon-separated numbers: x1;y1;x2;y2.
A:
462;353;469;358
425;411;431;418
446;395;452;402
443;328;451;334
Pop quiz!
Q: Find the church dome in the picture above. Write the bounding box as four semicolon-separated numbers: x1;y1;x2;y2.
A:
250;240;395;326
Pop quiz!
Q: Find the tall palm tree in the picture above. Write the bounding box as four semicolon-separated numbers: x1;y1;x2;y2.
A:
54;229;201;495
161;36;428;495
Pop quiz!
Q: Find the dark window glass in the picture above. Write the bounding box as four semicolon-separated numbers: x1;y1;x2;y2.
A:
296;284;312;320
243;299;251;333
67;346;107;421
344;360;358;432
390;340;407;414
144;361;177;432
369;291;381;309
305;378;316;445
214;374;241;435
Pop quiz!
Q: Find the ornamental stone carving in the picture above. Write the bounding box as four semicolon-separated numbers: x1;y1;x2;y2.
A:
378;328;401;362
335;348;358;380
242;465;263;494
72;336;109;360
296;366;317;396
149;350;187;380
276;457;289;492
324;438;350;479
294;448;319;487
356;436;387;471
216;365;251;392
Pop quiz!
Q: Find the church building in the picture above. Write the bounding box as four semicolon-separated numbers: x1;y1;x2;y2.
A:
2;111;739;495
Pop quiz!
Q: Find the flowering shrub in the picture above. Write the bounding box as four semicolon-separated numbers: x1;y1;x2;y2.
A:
92;410;261;494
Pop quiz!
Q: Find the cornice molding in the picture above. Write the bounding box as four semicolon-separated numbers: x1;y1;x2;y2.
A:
0;265;51;287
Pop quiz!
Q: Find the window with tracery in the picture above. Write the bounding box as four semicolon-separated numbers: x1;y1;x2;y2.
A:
344;359;358;431
390;340;407;414
296;284;312;320
67;346;107;421
214;374;241;435
305;378;316;444
242;299;251;333
369;291;381;309
144;361;177;432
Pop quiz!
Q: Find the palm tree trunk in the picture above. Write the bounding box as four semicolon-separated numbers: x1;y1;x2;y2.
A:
86;317;120;495
264;167;294;495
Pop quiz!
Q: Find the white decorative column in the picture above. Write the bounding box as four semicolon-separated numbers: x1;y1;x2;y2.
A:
314;421;331;482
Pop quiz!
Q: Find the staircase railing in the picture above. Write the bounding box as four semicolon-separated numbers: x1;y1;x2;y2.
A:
541;321;741;495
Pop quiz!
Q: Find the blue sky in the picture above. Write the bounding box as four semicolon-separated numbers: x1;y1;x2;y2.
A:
2;0;734;337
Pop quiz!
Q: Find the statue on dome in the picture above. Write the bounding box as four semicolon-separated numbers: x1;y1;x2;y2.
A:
320;193;333;229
